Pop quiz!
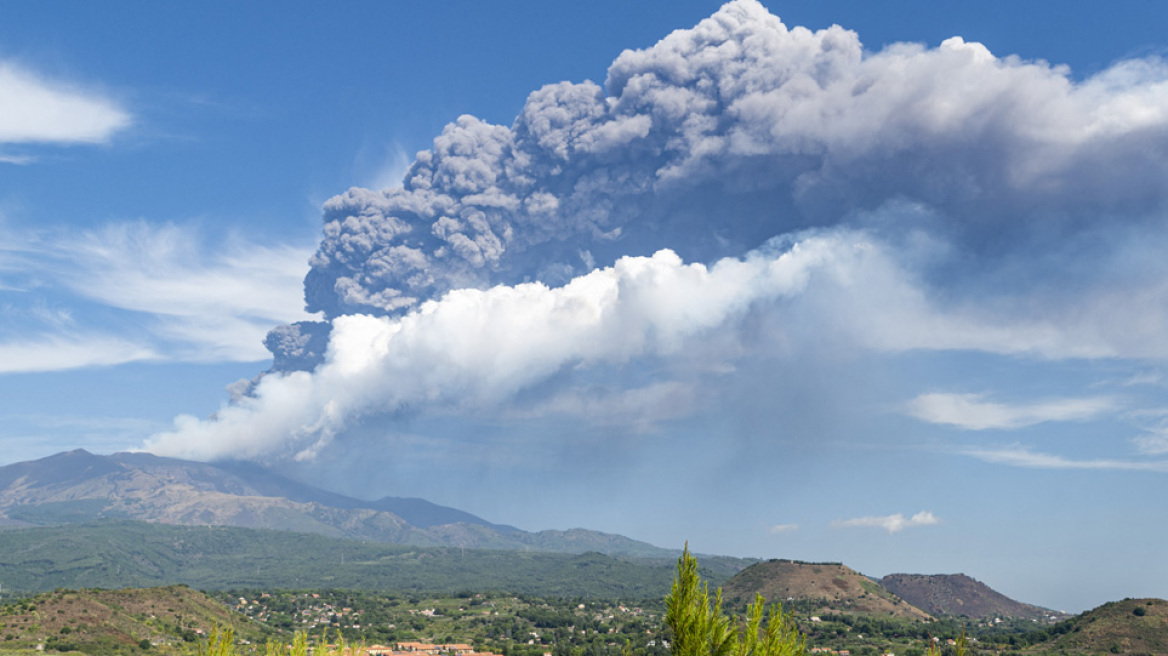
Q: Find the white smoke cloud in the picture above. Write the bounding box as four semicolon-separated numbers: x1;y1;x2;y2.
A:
0;61;129;148
831;511;940;534
905;393;1119;430
148;219;1168;461
147;231;868;460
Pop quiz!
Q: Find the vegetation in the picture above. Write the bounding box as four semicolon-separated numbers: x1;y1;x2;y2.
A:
215;589;668;656
0;529;1163;656
664;547;805;656
0;579;1162;656
0;522;745;598
0;585;268;656
1002;598;1168;655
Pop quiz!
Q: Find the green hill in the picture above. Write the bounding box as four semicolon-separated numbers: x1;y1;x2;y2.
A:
0;520;744;599
0;585;266;655
1026;597;1168;655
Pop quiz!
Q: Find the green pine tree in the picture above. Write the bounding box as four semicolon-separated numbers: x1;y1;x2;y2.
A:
665;545;806;656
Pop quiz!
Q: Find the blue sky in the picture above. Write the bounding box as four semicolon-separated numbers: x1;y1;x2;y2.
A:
3;0;1168;613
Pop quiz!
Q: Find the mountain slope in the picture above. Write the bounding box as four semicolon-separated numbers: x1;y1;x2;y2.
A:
208;458;519;531
721;559;930;620
1030;598;1168;654
880;573;1064;621
0;520;741;597
0;585;267;654
0;450;667;557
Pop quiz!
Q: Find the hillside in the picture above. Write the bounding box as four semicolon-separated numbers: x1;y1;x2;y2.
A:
1027;598;1168;655
880;573;1064;621
721;560;930;620
0;520;746;598
0;450;670;558
0;585;266;654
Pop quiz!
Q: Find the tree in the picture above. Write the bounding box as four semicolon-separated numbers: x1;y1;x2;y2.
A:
664;545;806;656
924;626;966;656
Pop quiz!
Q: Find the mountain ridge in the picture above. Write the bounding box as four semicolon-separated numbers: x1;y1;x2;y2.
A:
0;449;665;557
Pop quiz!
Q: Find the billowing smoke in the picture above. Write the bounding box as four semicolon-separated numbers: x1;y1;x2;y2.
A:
150;0;1168;462
297;0;1168;325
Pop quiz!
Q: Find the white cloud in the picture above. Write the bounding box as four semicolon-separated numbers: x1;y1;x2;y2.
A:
1120;372;1164;387
0;334;158;373
1132;426;1168;455
832;511;940;534
905;393;1119;430
768;524;799;534
963;446;1168;472
0;221;317;370
0;61;129;146
50;222;318;361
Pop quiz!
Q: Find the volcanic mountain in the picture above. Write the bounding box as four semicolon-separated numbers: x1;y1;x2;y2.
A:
880;573;1067;621
721;559;931;620
0;449;670;557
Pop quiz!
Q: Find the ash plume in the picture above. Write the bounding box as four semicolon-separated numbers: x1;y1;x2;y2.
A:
152;0;1168;462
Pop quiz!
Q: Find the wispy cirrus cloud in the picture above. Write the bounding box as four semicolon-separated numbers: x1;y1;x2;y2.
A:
1133;428;1168;456
51;222;319;361
0;334;158;373
831;511;940;534
0;221;317;371
905;393;1119;430
963;446;1168;472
